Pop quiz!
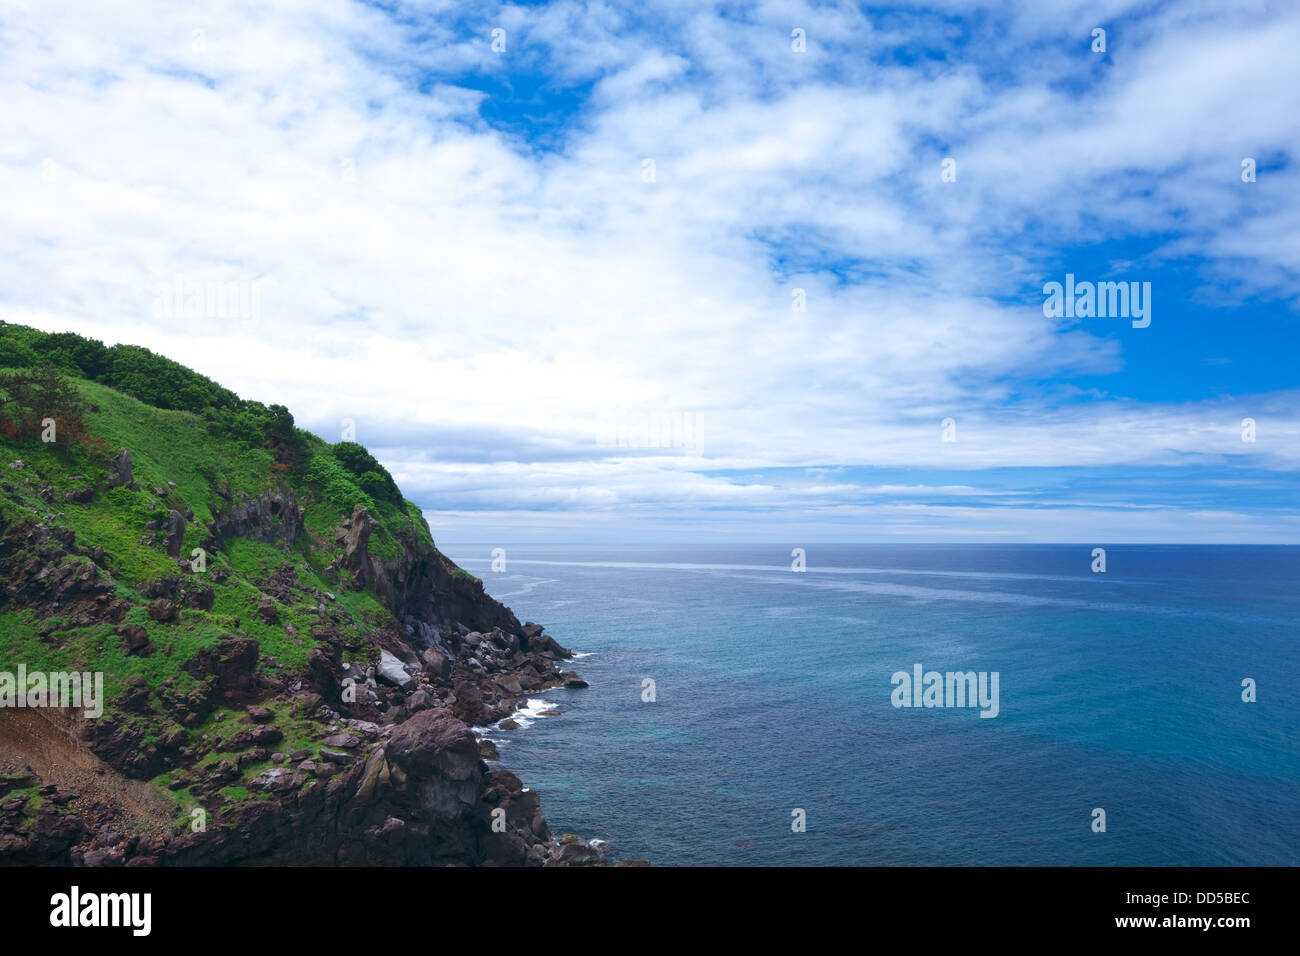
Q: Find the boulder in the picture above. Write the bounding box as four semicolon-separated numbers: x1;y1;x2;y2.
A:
107;449;138;490
146;599;178;622
384;708;480;783
421;648;451;681
117;623;151;656
163;510;186;558
376;649;414;691
256;596;278;624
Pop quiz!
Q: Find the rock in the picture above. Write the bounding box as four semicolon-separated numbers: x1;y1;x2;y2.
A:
376;649;414;691
206;760;239;784
450;682;486;725
495;674;522;697
384;708;481;783
224;730;254;751
206;487;303;550
255;596;278;624
246;706;272;723
321;733;360;749
561;673;588;689
337;506;375;584
251;767;305;793
163;510;186;558
421;648;451;681
498;719;520;730
545;842;606;867
116;623;151;656
250;725;283;746
236;749;268;769
107;449;138;489
291;693;323;718
490;628;518;653
146;599;178;622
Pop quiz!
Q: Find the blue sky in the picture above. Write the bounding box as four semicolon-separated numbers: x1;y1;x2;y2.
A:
2;0;1298;542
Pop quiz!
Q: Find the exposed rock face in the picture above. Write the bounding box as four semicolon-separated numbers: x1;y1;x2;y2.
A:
107;448;138;489
205;486;303;550
138;574;214;611
28;707;596;867
331;510;541;655
163;509;186;558
0;520;127;627
0;457;608;868
336;505;375;585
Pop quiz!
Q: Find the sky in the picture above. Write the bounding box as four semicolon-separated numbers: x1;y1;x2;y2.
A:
2;0;1298;543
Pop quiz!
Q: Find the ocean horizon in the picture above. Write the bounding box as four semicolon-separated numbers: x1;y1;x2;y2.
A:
444;543;1300;866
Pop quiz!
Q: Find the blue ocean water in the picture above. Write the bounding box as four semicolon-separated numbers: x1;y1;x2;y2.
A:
445;544;1300;866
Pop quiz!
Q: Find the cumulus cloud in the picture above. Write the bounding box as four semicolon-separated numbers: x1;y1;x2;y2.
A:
1;0;1297;541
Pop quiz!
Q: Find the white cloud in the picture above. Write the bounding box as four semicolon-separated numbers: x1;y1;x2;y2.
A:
2;0;1297;540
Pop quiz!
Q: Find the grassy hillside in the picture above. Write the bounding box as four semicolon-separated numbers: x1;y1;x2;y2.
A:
0;323;495;842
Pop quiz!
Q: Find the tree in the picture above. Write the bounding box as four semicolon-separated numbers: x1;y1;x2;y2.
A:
0;365;92;456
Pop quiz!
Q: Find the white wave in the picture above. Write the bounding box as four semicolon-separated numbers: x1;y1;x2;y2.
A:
491;697;561;731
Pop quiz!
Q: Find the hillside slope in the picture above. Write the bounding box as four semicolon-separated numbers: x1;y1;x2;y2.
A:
0;323;611;867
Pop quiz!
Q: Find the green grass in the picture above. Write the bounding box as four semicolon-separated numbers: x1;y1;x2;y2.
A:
0;341;479;840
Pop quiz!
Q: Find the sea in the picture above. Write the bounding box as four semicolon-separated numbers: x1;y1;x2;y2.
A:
443;544;1300;866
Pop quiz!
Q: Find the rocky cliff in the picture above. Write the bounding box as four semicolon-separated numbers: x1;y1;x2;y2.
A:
0;324;627;867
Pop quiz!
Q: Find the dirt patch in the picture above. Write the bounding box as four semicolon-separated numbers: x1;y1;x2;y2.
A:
0;708;176;834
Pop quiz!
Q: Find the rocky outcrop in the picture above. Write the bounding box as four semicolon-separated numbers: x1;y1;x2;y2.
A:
163;509;186;558
328;508;543;657
0;777;89;866
0;519;128;627
336;505;375;585
19;706;605;867
106;448;138;490
0;442;609;868
205;486;303;551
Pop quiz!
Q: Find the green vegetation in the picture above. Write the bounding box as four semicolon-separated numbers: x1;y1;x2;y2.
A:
0;320;448;740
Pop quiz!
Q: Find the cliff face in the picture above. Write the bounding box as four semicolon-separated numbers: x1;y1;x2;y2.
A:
0;330;614;867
